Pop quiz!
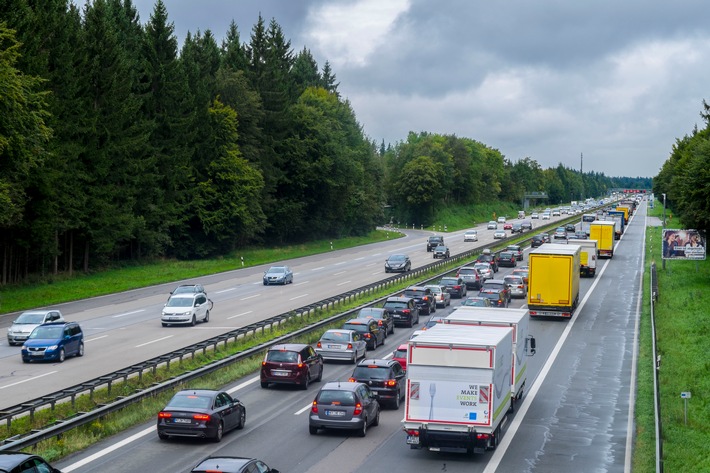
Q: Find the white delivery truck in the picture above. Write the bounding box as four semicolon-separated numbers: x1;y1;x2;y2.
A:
402;324;514;454
573;239;598;277
443;307;536;408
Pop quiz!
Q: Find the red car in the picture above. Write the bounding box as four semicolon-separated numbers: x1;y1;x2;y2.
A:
503;222;513;230
392;343;408;371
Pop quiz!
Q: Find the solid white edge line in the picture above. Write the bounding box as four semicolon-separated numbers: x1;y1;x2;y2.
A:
0;371;57;390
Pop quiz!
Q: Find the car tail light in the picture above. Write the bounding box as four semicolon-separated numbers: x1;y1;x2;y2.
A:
193;413;210;421
385;379;397;387
316;341;322;348
348;377;357;382
311;401;318;413
158;411;171;419
364;333;371;339
377;320;383;326
347;343;353;349
402;309;411;315
353;403;363;416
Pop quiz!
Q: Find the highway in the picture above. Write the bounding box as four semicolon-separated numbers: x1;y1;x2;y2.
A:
45;203;645;472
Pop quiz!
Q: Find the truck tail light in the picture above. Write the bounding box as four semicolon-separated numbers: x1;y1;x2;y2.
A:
476;433;490;440
405;429;420;436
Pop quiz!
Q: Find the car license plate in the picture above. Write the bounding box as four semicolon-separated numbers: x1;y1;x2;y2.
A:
31;352;44;356
406;435;420;445
272;370;289;376
328;344;341;349
174;418;191;424
325;410;345;417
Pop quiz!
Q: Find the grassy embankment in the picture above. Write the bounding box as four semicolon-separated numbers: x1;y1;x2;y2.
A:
633;205;709;472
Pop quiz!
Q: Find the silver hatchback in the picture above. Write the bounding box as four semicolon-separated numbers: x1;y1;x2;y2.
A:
316;329;367;363
309;382;380;437
7;310;64;346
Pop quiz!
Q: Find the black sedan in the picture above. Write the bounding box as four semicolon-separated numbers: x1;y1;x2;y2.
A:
384;254;411;273
191;456;280;473
0;452;61;473
157;389;246;442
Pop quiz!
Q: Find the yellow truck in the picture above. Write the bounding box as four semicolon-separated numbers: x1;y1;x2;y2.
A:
589;220;616;258
527;243;580;319
615;205;630;223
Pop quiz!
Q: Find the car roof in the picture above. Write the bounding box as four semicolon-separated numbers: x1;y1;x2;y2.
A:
385;296;412;302
320;381;363;392
192;456;255;470
344;318;375;325
0;452;43;468
485;279;506;284
174;389;220;397
359;307;386;314
356;358;395;367
405;285;429;291
39;321;76;327
268;343;309;352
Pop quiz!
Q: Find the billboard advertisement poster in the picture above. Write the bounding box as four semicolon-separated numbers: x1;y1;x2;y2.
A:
662;229;706;260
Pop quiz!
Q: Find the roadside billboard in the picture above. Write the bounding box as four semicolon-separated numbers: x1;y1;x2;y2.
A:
662;229;706;260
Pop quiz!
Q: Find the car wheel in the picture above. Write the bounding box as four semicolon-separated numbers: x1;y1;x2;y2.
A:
161;323;168;327
351;352;357;364
358;418;368;437
431;304;436;313
385;268;390;273
213;421;223;442
237;409;246;429
190;315;196;327
390;325;395;335
408;318;414;328
22;357;29;363
58;348;66;363
393;390;401;410
158;431;169;440
316;365;323;382
301;371;310;390
203;310;210;323
263;281;267;285
77;342;85;357
260;381;269;388
372;338;377;350
373;407;380;426
309;425;318;435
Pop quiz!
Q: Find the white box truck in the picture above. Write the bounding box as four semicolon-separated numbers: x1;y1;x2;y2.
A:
443;307;536;408
573;239;598;277
402;324;514;453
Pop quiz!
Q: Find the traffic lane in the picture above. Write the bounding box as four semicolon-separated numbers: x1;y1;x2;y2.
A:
492;205;644;471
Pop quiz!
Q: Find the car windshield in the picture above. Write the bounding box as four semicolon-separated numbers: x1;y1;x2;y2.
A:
384;301;407;309
167;394;212;409
388;255;407;262
14;312;46;324
266;350;299;363
358;308;381;317
479;291;500;300
500;252;513;258
29;326;63;339
317;390;356;406
484;282;505;291
321;331;351;342
166;296;193;308
352;366;389;380
435;245;446;250
394;348;407;358
267;267;285;274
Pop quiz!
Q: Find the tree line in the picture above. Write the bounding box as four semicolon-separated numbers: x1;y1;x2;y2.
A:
0;0;649;285
653;100;710;234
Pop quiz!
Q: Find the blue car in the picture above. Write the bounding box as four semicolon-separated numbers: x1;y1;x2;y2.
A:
21;322;84;363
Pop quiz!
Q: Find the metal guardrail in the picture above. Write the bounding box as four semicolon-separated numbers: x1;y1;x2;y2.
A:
0;219;575;451
650;262;663;473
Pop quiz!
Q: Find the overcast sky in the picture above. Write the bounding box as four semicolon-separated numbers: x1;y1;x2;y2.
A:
130;0;710;178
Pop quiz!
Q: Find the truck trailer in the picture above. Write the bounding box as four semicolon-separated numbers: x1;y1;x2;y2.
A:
402;324;514;454
607;210;626;239
527;243;581;318
573;239;598;277
443;307;535;408
589;220;616;258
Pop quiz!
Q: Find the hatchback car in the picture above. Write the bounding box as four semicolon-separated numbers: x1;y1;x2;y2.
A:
531;212;539;219
162;292;210;326
260;344;324;389
497;216;506;223
481;279;511;303
463;230;478;242
512;267;529;284
21;322;84;363
191;456;279;473
541;212;551;220
505;244;524;261
384;254;411;273
439;276;467;298
531;234;546;247
478;288;510;307
424;284;451;308
0;452;61;473
309;381;380;437
382;297;420;327
157;389;246;442
432;244;450;259
349;359;406;409
7;309;64;346
498;251;517;268
170;284;206;296
357;307;395;336
473;262;494;281
402;286;436;315
263;265;293;285
456;266;482;289
342;318;385;350
553;227;568;240
565;223;577;233
503;222;513;230
521;220;533;230
316;329;367;363
493;229;506;239
476;249;499;272
504;274;528;298
487;221;498;229
511;223;523;233
457;296;493;308
392;344;408;371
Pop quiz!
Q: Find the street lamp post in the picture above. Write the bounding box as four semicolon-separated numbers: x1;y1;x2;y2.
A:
662;193;667;270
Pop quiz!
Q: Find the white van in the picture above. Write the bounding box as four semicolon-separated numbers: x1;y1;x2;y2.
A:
518;210;526;219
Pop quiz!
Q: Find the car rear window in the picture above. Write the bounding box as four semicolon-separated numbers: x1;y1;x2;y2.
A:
321;331;351;342
342;323;369;333
352;366;389;379
317;390;356;406
458;268;476;275
504;276;523;284
266;350;299;363
440;278;458;285
167;394;212;409
384;301;407;309
483;282;505;291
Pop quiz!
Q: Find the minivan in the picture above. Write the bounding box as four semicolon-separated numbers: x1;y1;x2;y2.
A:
21;322;84;363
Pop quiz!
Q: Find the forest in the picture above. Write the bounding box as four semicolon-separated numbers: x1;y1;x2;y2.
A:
1;0;651;284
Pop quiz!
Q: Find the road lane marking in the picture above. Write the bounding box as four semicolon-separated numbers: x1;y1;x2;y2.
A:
216;287;237;293
228;311;253;320
354;257;365;261
336;280;352;286
0;371;57;390
240;294;261;300
334;261;347;265
85;335;108;343
295;403;312;415
112;310;145;318
333;271;347;276
289;294;309;301
311;267;325;271
135;336;173;348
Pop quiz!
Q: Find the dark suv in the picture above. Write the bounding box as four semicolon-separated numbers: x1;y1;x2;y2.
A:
480;279;511;306
475;252;499;272
426;235;444;252
357;307;395;336
342;318;385;350
349;359;406;409
531;234;546;248
403;286;436;315
260;344;324;389
382;297;420;328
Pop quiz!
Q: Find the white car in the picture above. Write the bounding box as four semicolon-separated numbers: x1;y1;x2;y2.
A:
487;221;498;229
541;212;551;220
161;293;210;326
315;329;367;363
531;212;539;219
493;229;506;239
497;216;506;223
464;230;478;242
7;310;64;346
473;262;494;280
